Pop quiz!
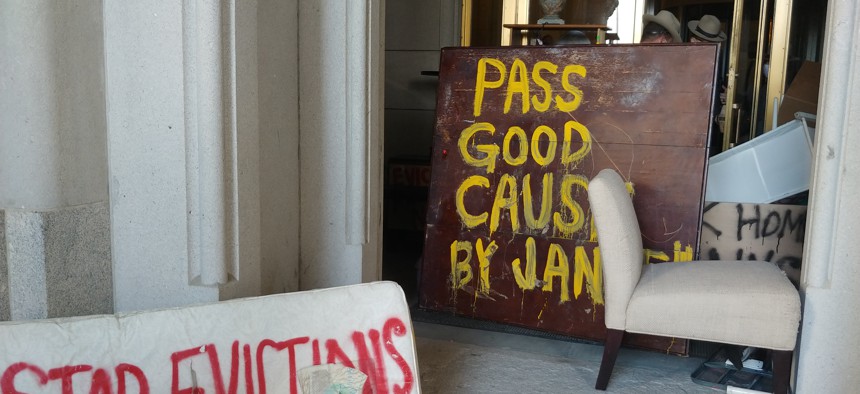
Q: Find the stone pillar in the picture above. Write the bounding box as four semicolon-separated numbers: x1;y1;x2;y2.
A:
0;0;112;320
104;0;221;311
297;0;384;289
256;0;301;295
1;0;382;319
182;0;241;287
103;0;294;310
796;0;860;392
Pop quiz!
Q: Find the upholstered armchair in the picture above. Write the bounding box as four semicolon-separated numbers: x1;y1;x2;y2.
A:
587;168;801;393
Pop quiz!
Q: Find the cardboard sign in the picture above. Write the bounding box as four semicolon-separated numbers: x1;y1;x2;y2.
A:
776;61;820;126
701;202;806;286
0;282;419;394
419;45;718;354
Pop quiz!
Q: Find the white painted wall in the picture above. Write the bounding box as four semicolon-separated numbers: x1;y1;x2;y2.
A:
298;1;384;289
256;0;301;295
0;0;107;210
104;0;382;309
796;0;860;392
104;1;220;310
298;2;353;288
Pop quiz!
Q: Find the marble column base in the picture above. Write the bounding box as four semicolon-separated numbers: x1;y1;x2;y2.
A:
0;202;112;321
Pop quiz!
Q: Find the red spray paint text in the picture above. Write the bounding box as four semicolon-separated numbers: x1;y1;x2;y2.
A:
1;317;414;394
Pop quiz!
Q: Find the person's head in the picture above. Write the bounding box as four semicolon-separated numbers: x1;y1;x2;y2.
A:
641;22;673;43
688;15;727;43
641;10;681;43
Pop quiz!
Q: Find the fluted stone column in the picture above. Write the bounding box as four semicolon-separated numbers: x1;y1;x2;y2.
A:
796;0;860;391
1;0;383;319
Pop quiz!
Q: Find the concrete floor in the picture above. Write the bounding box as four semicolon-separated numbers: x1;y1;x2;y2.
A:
413;321;721;393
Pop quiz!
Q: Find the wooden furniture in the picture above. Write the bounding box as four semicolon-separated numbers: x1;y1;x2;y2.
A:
419;45;721;355
503;23;612;45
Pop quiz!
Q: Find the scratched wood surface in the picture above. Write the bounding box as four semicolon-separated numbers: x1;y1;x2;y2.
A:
418;44;718;355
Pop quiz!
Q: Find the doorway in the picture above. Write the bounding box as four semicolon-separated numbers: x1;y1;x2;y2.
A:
379;0;827;306
654;0;825;151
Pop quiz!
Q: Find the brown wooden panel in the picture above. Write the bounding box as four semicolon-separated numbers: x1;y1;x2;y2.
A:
420;44;718;355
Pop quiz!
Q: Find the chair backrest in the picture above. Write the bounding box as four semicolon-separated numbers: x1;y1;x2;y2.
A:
587;169;644;330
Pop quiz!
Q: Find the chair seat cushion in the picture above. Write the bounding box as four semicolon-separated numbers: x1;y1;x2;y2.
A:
625;260;801;350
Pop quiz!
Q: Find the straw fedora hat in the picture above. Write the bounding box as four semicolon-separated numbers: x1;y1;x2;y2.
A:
643;10;682;43
688;14;727;42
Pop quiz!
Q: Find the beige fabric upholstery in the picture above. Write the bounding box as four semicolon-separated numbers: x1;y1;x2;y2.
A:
626;260;801;350
588;168;800;350
587;169;644;330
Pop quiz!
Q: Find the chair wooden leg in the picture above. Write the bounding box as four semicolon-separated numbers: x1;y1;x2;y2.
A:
771;350;793;394
595;329;625;390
